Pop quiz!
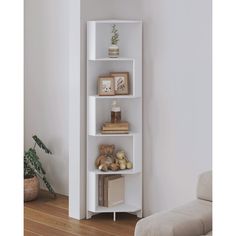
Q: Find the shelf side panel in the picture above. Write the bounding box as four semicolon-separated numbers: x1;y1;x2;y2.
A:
87;172;97;212
133;133;142;172
88;96;96;135
87;22;96;60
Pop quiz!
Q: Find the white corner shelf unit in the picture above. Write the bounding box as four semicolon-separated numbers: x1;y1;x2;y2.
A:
87;20;142;220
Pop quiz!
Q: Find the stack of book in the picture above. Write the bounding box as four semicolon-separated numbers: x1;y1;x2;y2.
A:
98;175;124;207
101;122;129;134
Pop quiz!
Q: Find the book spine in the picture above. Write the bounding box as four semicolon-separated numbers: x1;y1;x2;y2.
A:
102;126;129;131
101;130;129;134
104;123;129;128
98;175;104;206
103;176;109;207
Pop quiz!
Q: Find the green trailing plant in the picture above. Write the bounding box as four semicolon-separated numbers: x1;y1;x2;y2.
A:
24;135;56;197
111;24;119;45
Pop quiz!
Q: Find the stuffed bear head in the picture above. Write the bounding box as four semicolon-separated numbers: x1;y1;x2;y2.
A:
95;144;115;172
99;144;115;156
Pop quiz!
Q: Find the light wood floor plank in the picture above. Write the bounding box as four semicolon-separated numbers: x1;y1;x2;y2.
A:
24;229;42;236
24;190;138;236
25;219;77;236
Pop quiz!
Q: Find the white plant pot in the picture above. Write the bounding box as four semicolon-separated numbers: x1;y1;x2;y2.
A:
108;44;119;58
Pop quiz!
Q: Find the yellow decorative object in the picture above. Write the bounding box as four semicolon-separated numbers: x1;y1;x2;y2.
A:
118;159;126;165
126;162;133;169
116;150;126;160
120;163;126;170
115;150;133;171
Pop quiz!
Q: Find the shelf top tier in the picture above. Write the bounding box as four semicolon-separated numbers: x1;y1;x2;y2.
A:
87;20;142;60
88;20;142;24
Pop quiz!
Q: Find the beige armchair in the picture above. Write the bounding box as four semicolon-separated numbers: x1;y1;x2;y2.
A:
135;171;212;236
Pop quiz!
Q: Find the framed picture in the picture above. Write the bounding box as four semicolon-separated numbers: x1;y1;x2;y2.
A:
98;76;115;96
110;72;129;95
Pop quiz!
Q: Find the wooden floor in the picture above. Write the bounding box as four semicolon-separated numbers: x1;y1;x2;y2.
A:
24;191;139;236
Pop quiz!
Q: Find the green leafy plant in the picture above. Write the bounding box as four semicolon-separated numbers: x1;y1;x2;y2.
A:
24;135;56;197
111;24;119;45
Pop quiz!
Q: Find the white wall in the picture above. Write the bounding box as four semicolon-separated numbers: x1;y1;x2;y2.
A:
24;0;70;195
142;0;212;216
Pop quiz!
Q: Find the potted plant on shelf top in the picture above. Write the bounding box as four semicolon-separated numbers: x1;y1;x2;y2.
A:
24;135;56;201
108;24;119;58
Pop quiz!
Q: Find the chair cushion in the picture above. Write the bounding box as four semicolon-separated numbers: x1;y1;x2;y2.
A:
135;200;212;236
173;200;212;234
197;171;212;202
135;211;204;236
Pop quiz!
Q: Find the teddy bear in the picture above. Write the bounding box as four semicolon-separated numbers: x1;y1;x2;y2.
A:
95;144;119;172
115;150;133;170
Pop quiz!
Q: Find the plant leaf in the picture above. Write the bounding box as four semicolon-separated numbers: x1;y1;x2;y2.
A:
24;135;56;197
42;176;56;198
32;135;52;154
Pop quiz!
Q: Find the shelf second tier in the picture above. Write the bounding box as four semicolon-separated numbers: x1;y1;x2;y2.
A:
89;131;136;137
90;169;141;175
95;203;141;213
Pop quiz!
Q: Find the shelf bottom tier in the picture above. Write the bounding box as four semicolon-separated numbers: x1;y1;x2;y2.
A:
90;203;141;213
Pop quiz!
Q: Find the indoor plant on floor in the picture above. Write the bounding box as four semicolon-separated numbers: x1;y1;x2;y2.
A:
24;135;56;201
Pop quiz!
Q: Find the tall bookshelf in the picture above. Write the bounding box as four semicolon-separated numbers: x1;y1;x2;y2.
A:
87;20;142;221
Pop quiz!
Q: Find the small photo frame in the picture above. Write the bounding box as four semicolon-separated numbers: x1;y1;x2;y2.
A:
98;76;115;96
110;72;129;95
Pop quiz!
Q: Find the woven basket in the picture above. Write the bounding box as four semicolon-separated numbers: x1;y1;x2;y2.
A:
24;176;40;202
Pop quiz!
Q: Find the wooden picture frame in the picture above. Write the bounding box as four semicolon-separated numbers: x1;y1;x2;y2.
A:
110;72;129;95
98;76;115;96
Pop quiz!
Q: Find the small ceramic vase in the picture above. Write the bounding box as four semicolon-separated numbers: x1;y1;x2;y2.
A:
108;44;119;58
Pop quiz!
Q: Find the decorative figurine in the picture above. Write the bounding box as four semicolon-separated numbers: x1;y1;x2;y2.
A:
111;100;121;123
115;150;133;170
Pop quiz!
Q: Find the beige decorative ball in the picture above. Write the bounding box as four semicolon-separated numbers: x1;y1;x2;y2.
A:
118;159;126;165
126;162;133;169
119;163;126;170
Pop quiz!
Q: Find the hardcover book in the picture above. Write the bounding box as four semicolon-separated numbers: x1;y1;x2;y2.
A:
108;176;124;207
98;175;105;206
103;122;129;128
102;126;128;131
101;130;129;134
103;175;124;207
